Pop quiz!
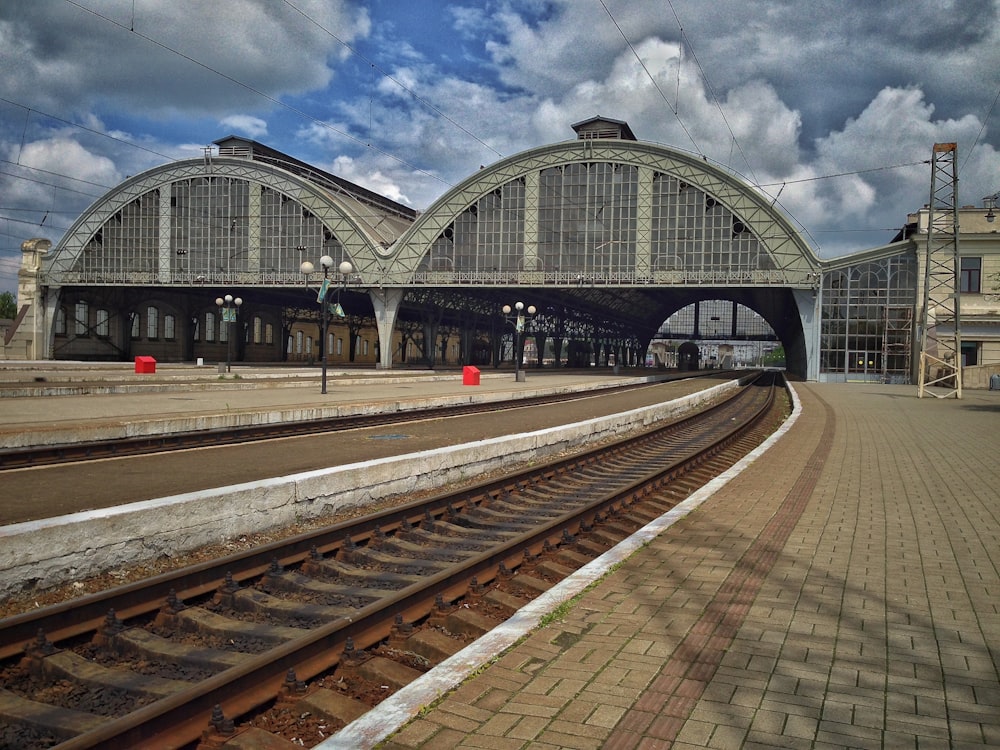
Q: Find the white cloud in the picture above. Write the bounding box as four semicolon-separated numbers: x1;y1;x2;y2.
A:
0;0;371;117
3;0;1000;293
329;155;411;206
219;115;268;139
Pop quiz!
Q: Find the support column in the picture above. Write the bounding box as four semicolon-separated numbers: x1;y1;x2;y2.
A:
792;288;820;382
248;185;261;274
635;166;652;278
158;183;172;282
370;288;403;370
523;171;540;274
9;238;53;360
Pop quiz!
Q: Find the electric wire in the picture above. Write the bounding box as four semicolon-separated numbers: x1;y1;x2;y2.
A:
597;0;702;155
960;82;999;178
758;160;928;187
61;0;452;191
281;0;504;161
3;3;995;284
664;0;759;187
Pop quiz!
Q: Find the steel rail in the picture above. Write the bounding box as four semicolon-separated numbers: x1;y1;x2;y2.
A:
0;373;760;662
50;375;780;750
0;373;756;661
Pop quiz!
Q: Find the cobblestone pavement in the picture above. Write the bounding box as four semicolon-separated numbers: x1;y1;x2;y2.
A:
368;383;1000;750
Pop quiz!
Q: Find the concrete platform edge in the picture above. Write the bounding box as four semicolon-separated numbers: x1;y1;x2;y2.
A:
319;383;803;749
0;380;736;597
0;373;664;449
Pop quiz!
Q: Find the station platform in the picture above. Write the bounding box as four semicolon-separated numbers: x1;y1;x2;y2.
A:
329;382;1000;749
3;364;999;748
0;363;659;449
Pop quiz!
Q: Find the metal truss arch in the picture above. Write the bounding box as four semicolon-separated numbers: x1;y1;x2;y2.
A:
43;158;384;287
390;138;819;287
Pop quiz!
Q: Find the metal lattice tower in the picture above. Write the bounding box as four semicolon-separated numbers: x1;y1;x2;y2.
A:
917;142;962;399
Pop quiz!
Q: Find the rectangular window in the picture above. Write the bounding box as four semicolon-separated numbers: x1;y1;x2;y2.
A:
164;314;176;340
146;306;158;339
205;311;216;342
335;337;343;355
961;341;978;367
75;301;88;335
960;257;981;293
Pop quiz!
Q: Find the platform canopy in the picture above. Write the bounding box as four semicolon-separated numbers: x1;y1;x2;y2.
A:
33;119;825;373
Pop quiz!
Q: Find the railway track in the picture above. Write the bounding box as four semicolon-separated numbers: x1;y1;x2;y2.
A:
0;372;787;750
0;375;719;471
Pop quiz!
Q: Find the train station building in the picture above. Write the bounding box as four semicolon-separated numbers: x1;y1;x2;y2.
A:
5;117;1000;385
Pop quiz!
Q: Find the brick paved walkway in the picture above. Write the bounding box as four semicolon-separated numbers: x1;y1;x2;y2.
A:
349;383;1000;749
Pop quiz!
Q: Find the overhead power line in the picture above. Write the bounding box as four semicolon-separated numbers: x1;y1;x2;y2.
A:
0;96;173;161
663;0;758;187
961;82;999;174
598;0;702;155
62;0;452;190
757;160;928;187
281;0;504;161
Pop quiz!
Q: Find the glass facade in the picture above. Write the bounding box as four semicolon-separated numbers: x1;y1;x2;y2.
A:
820;254;916;383
74;177;349;282
416;161;774;279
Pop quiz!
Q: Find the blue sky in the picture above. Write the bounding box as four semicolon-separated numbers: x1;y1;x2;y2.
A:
2;0;999;294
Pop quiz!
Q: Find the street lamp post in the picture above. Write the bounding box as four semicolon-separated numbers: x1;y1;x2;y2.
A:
501;301;536;382
300;254;353;394
214;293;242;373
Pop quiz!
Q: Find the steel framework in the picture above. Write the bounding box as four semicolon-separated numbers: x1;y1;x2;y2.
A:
917;143;962;398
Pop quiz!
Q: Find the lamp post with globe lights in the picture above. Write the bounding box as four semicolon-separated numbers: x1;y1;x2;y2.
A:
300;253;353;394
214;293;242;373
501;301;536;382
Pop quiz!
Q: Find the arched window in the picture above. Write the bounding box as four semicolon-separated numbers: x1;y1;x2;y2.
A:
305;336;313;355
265;323;274;345
253;316;263;344
130;312;140;339
205;311;216;342
164;314;176;340
55;307;66;335
295;330;303;354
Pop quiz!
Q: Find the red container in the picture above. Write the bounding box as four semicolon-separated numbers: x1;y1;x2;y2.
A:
134;356;156;374
462;365;480;386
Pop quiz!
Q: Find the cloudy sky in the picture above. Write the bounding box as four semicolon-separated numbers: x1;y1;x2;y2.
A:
2;0;999;293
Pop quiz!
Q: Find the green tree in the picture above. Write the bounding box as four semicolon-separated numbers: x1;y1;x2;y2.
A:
0;291;16;319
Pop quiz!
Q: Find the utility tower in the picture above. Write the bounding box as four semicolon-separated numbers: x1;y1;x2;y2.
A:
917;142;962;399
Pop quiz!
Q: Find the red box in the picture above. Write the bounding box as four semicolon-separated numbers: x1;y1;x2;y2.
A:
134;356;156;374
462;365;480;386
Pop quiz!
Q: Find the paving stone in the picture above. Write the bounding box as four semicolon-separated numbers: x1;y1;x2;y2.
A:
377;384;1000;749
